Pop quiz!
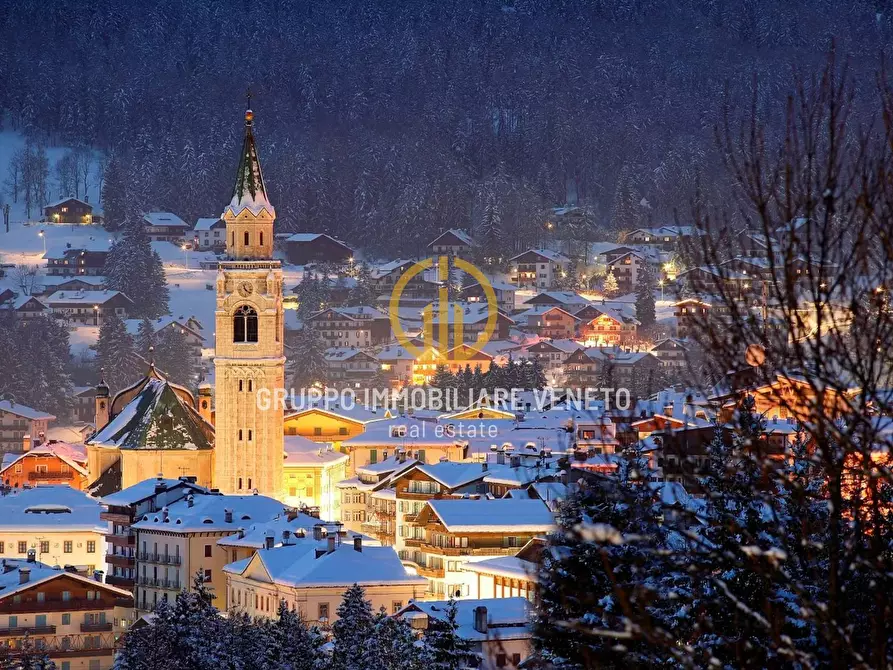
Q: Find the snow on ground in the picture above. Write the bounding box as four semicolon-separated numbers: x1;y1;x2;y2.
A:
69;326;99;359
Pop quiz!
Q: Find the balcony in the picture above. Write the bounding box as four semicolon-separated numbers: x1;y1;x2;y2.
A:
0;597;132;614
136;576;182;590
415;564;445;579
105;553;135;568
138;552;181;565
403;540;518;557
100;511;132;524
106;534;135;547
105;574;133;588
28;471;74;481
0;625;55;637
80;622;113;633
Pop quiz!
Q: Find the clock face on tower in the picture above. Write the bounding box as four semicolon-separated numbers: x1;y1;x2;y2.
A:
238;281;254;297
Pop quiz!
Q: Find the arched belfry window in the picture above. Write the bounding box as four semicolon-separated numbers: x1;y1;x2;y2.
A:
234;305;258;343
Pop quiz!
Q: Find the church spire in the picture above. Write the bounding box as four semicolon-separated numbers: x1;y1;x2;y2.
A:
223;98;275;220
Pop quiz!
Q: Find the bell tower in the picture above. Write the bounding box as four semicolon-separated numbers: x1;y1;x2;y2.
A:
213;105;284;498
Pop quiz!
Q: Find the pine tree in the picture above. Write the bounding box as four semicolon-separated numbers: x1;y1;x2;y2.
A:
332;584;375;670
6;633;56;670
347;261;376;306
104;213;169;318
360;609;425;670
135;317;156;356
154;326;195;388
288;326;329;389
265;600;326;670
94;313;139;392
16;315;75;418
296;273;329;321
603;269;620;298
422;598;474;670
635;264;656;330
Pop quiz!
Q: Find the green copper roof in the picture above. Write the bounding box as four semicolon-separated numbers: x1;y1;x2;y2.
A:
225;109;274;217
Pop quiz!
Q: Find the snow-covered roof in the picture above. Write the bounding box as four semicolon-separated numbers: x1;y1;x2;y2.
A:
284;435;348;466
397;597;533;642
429;228;475;247
425;498;554;533
99;477;206;507
0;400;55;421
143;212;188;228
407;462;487;490
217;516;347;549
0;486;104;533
132;492;289;533
523;291;590;306
0;441;88;477
194;217;224;231
123;316;205;342
510;249;570;263
44;239;111;258
460;555;538;582
284;233;351;250
44;289;131;306
284;395;388;423
224;540;426;589
375;345;417;361
45;196;92;209
0;561;131;602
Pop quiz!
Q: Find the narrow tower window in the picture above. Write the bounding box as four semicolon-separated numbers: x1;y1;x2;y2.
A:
260;232;264;247
244;231;250;246
233;305;258;343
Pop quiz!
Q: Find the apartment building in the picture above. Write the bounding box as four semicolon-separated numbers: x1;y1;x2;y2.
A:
0;400;55;456
306;306;390;349
0;559;133;670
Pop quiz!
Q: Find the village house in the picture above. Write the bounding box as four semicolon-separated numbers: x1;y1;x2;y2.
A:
650;338;690;367
282;434;348;521
43;196;100;224
522;291;591;314
123;316;206;375
99;476;207;592
283;233;353;266
674;298;711;340
428;229;475;257
0;486;106;575
576;304;639;347
375;345;416;388
143;212;189;242
283;400;384;451
397;597;534;670
223;531;426;623
425;302;513;349
516;305;578;339
604;250;651;294
130;492;289;613
461;278;517;314
509;249;570;290
460;538;542;601
192;217;226;250
71;386;95;423
34;276;105;297
44;290;134;326
0;400;55;455
1;295;48;321
324;348;380;389
524;339;582;385
625;225;696;251
44;241;109;276
412;344;495;386
336;456;417;535
306;306;391;349
403;498;554;599
0;558;132;669
0;441;89;490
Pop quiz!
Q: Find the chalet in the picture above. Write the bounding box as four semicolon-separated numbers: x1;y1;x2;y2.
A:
577;304;639;347
425;302;514;348
678;265;758;301
306;306;390;349
45;290;134;326
35;276;104;296
605;251;649;293
522;291;590;314
0;400;55;455
565;348;662;399
412;345;494;385
72;386;96;423
674;298;711;340
124;316;206;373
43;196;99;224
0;440;89;490
375;345;417;388
44;241;109;276
460;538;543;600
461;279;517;314
626;225;696;250
524;339;581;373
509;249;569;290
0;289;13;306
650;338;690;368
403;498;554;599
193;217;226;250
143;212;189;242
324;348;380;389
283;233;353;266
516;306;578;339
428;229;475;257
2;295;47;321
370;260;438;301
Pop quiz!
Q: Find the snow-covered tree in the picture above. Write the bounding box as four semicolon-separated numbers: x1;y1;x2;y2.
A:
288;326;328;390
346;261;376;306
94;313;139;392
104;213;169;318
635;264;656;330
422;598;474;670
154;326;195;388
331;584;375;670
135;317;155;356
360;609;425;670
264;600;326;670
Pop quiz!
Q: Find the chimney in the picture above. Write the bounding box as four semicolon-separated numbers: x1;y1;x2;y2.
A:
18;567;32;585
497;451;505;466
93;569;103;582
282;529;292;545
186;494;194;508
22;435;31;452
295;529;306;539
26;549;36;563
481;462;488;472
264;531;274;550
313;524;324;541
161;507;169;522
327;535;336;554
353;536;362;553
224;508;233;523
154;475;166;494
510;455;521;468
472;606;488;634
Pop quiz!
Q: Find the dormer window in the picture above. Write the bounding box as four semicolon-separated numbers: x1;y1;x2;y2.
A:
234;305;258;342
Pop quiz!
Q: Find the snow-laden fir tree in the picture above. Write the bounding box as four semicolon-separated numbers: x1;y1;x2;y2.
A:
104;213;169;318
135;317;155;357
11;314;75;418
93;313;138;392
635;263;656;330
154;326;195;388
331;584;375;670
359;609;426;670
264;600;326;670
288;326;328;390
422;597;475;670
346;261;375;306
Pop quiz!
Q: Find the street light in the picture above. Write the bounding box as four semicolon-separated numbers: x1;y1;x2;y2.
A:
659;279;665;301
38;229;45;254
181;244;190;268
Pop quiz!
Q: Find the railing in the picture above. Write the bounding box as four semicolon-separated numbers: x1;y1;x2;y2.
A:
105;553;135;566
0;625;55;637
137;552;181;565
403;540;518;557
105;574;133;588
0;598;131;614
136;576;182;590
415;564;445;579
28;471;74;480
80;622;113;632
107;534;135;546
